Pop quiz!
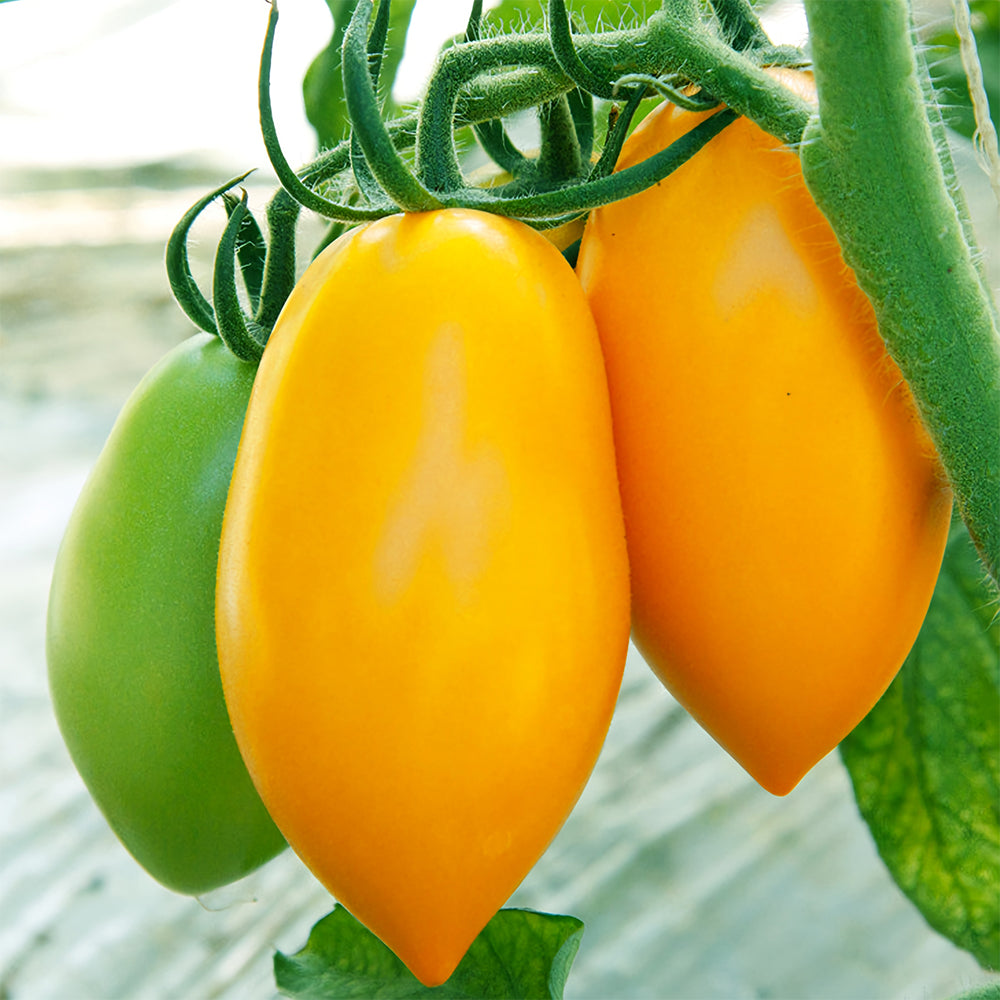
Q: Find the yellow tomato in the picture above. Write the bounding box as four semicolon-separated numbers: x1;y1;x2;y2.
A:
216;209;629;985
576;86;953;796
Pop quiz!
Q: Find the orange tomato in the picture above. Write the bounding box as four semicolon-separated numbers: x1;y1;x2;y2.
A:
216;209;629;985
576;85;952;796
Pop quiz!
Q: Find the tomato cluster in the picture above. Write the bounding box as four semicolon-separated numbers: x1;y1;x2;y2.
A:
47;75;949;987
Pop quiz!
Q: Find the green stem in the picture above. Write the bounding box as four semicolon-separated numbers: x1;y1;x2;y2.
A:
536;94;582;181
254;188;301;332
548;0;617;100
418;35;562;191
221;192;266;312
165;172;254;336
589;86;646;182
439;15;808;152
566;87;594;163
342;0;441;210
801;0;1000;583
643;9;810;146
259;4;393;221
707;0;770;51
463;0;532;179
213;190;266;363
444;109;736;219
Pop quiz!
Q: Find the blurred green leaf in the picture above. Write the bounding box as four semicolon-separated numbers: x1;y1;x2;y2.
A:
946;982;1000;1000
925;0;999;139
275;905;584;999
840;520;1000;971
304;0;417;151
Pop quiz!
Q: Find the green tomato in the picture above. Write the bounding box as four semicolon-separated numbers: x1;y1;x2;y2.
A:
47;333;285;895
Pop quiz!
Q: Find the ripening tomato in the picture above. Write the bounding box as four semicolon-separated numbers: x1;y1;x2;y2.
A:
47;334;286;895
576;79;952;796
216;209;629;986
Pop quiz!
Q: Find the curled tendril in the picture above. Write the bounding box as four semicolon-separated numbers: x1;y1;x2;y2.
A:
613;73;721;112
165;171;255;335
213;189;268;364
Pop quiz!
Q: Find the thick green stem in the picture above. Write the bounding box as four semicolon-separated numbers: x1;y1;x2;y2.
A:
801;0;1000;583
255;188;301;331
643;9;810;146
418;35;562;191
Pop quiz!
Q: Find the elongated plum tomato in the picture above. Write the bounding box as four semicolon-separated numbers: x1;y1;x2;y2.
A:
216;209;629;986
47;334;286;894
576;73;952;796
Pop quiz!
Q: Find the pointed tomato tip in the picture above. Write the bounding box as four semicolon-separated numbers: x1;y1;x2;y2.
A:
754;767;804;797
406;953;462;989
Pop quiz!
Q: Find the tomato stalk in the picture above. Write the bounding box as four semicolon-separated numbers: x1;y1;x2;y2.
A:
256;0;812;229
254;188;301;331
801;0;1000;584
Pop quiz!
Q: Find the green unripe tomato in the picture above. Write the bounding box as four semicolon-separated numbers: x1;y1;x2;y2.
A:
47;333;285;895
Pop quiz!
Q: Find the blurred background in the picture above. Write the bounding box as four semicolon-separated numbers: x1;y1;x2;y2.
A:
1;0;998;997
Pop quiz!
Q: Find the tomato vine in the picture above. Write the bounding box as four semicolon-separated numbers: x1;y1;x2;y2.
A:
141;0;1000;992
186;0;995;587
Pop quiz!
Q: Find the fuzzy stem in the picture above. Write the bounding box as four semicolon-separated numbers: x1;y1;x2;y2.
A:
221;192;266;312
418;35;562;191
213;191;266;363
801;0;1000;582
443;109;736;218
165;173;254;336
254;188;301;332
341;0;441;210
537;94;582;181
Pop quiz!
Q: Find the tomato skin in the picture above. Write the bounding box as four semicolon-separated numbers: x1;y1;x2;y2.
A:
576;94;953;796
216;209;629;986
47;334;285;895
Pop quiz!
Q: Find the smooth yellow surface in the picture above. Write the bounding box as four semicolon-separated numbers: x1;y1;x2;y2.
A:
217;209;629;985
577;94;952;796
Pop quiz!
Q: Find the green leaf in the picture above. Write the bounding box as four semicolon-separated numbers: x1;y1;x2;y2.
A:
303;0;418;151
303;1;356;150
274;906;584;999
840;520;1000;970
